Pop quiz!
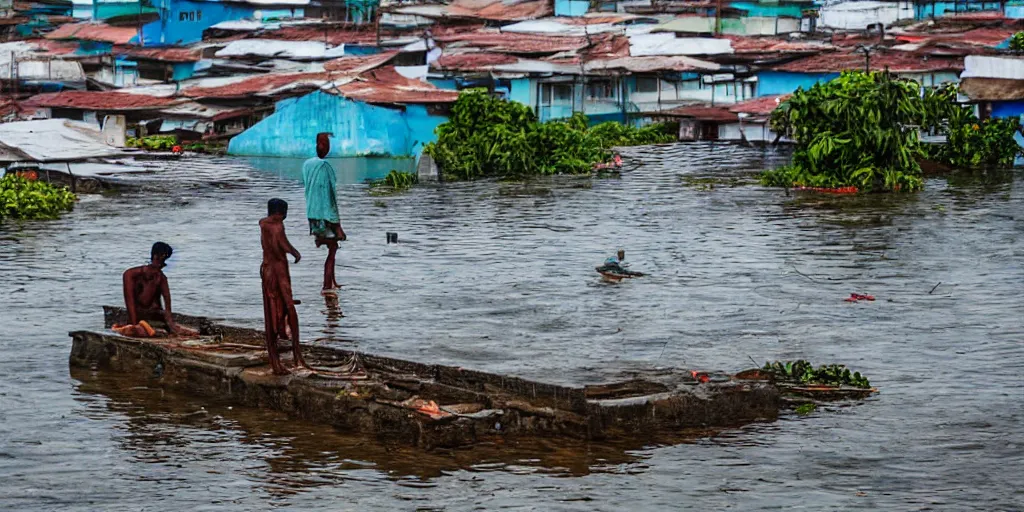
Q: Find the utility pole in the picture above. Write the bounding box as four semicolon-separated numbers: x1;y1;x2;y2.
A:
715;0;723;35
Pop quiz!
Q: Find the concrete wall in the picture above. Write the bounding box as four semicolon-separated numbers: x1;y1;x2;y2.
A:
818;0;914;30
227;90;447;158
719;121;778;142
141;0;302;46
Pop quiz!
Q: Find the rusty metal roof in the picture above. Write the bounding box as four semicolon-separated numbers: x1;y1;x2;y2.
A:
183;72;329;100
432;51;519;71
24;91;181;110
437;31;589;54
445;0;553;21
118;47;202;63
323;51;398;73
729;94;790;116
46;22;138;45
658;105;738;122
773;51;964;73
327;66;460;104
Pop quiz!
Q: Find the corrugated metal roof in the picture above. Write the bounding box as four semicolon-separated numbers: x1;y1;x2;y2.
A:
962;55;1024;80
629;33;733;56
4;60;86;82
157;102;253;120
326;66;460;104
585;55;720;73
323;51;398;73
119;47;202;63
773;51;963;73
724;35;831;54
500;19;621;36
432;51;519;71
215;39;347;60
446;0;553;21
658;105;738;122
24;91;181;110
0;119;126;163
729;94;789;115
184;72;329;99
438;31;589;54
46;22;138;45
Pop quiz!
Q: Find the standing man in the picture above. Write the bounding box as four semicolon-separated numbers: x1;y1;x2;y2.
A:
259;198;307;375
302;132;347;294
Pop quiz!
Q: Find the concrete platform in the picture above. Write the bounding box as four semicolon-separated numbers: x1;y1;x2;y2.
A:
70;307;787;450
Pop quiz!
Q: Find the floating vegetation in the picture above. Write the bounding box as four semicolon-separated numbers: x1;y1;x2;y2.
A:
367;170;417;196
762;360;872;389
795;403;817;415
679;175;756;190
0;173;77;221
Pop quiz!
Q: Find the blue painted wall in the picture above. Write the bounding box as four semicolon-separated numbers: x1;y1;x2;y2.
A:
428;78;458;90
508;78;532;107
990;100;1024;119
756;71;838;96
228;90;447;158
140;0;302;46
172;62;196;81
555;0;589;16
729;2;804;17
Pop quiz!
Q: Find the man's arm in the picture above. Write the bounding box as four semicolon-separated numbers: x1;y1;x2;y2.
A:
159;275;179;333
123;269;139;325
280;228;301;263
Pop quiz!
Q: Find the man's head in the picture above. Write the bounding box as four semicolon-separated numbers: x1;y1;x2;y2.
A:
316;132;331;159
268;198;288;219
151;242;173;267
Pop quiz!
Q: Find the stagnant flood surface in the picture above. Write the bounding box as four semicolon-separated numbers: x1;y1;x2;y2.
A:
1;144;1021;510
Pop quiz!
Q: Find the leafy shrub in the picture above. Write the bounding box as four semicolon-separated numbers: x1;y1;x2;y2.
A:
764;72;1021;193
1010;32;1024;52
424;91;673;181
0;173;76;221
126;135;177;151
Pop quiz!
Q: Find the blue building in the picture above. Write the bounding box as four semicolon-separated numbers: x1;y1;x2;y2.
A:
228;88;454;158
139;0;305;46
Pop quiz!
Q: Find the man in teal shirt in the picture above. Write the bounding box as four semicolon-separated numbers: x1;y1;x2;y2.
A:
302;132;347;294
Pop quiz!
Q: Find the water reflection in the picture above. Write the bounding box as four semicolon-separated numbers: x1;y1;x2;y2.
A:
70;367;658;486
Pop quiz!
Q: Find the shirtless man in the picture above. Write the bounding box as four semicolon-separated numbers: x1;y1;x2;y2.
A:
259;198;308;375
122;242;189;335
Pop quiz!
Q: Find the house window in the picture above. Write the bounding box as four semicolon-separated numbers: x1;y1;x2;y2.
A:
586;80;615;99
635;77;658;93
541;83;573;105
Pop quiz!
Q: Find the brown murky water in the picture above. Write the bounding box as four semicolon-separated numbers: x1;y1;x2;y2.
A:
1;145;1022;510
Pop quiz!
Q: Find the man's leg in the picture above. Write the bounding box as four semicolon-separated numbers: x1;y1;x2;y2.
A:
324;240;338;290
277;272;307;369
261;267;289;375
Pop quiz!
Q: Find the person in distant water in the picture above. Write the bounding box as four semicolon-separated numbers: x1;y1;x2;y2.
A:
302;132;347;294
259;198;307;375
122;242;194;335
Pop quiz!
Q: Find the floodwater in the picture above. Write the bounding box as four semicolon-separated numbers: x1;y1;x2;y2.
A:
1;144;1021;510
